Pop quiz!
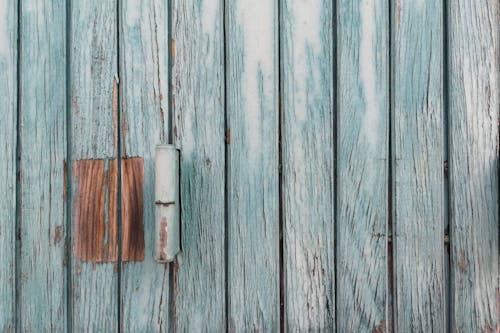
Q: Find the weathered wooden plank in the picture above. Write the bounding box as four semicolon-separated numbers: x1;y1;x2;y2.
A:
392;0;445;331
337;0;389;331
0;0;17;331
18;1;67;331
172;0;226;331
281;0;335;331
70;1;119;331
226;0;280;330
119;0;169;330
448;1;499;331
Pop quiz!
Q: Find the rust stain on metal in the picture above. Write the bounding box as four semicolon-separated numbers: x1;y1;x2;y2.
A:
73;159;118;262
121;157;145;261
54;225;64;245
226;129;231;144
157;217;168;261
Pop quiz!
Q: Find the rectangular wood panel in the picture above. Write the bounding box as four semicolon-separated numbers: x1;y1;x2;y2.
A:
226;0;280;331
281;0;335;330
18;1;67;330
172;0;226;331
337;0;389;331
0;0;17;331
119;0;169;330
448;1;499;331
392;0;445;331
70;1;119;331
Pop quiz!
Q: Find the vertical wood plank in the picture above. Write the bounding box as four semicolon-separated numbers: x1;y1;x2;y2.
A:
172;0;226;331
281;0;335;331
226;0;280;330
18;0;67;331
70;1;119;331
119;0;169;331
337;0;389;331
449;1;499;331
392;0;445;331
0;0;17;331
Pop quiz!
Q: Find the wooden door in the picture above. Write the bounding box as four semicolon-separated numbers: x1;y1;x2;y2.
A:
0;0;498;331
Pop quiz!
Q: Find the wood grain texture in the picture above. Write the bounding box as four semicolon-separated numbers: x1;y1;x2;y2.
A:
172;0;226;330
119;0;169;330
70;1;118;331
0;0;17;331
121;157;145;262
281;0;335;331
337;0;389;331
392;0;445;331
73;159;118;262
226;0;280;331
18;1;67;330
448;1;499;331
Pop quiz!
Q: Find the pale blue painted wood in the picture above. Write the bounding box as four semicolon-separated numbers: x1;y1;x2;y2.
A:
119;1;169;331
281;0;335;331
226;0;280;331
172;0;226;331
70;1;118;331
448;1;499;331
393;0;445;331
0;0;17;331
19;0;67;331
337;0;389;331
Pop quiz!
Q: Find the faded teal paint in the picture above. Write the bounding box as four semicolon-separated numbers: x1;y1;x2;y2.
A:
70;1;119;331
281;0;335;331
0;0;17;331
393;0;445;331
337;0;389;331
1;1;499;331
173;0;226;331
19;0;67;331
226;0;280;331
448;1;499;331
119;0;169;331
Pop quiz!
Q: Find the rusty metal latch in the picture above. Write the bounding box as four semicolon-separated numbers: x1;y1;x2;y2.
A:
155;144;180;262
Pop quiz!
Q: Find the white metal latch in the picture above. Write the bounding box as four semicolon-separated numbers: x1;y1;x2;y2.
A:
155;144;180;262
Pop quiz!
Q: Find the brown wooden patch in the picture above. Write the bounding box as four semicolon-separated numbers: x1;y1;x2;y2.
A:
121;157;145;261
73;159;118;262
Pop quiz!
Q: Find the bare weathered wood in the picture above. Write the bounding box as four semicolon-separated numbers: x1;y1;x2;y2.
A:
172;0;226;330
70;1;119;330
119;0;169;330
226;0;280;331
392;0;445;331
0;0;17;331
73;159;118;262
337;0;389;331
281;0;335;330
18;3;67;330
448;1;499;331
121;157;145;262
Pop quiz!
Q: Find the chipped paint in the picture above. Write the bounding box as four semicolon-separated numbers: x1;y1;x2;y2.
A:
360;0;379;148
